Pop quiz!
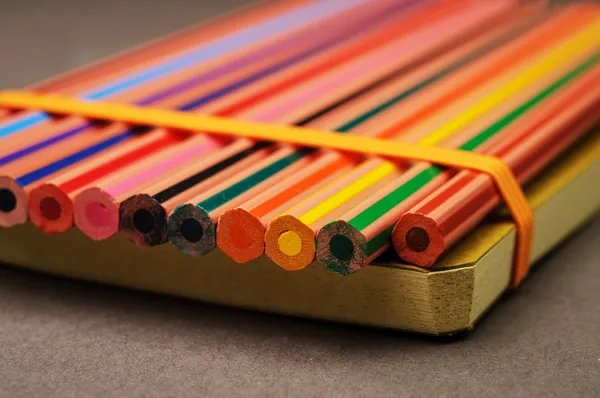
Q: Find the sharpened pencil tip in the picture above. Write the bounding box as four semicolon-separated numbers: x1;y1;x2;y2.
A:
329;234;355;261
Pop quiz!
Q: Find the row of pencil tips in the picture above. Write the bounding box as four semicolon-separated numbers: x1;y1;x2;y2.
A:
1;0;599;277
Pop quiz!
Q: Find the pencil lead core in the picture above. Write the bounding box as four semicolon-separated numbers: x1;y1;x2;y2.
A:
316;220;366;276
86;202;110;226
216;208;265;263
392;214;444;268
119;194;168;247
265;214;315;271
40;197;61;221
180;218;203;243
405;227;430;253
278;231;302;257
0;189;16;213
133;209;155;234
329;234;354;261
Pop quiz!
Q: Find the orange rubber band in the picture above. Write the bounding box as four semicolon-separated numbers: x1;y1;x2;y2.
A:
0;90;534;288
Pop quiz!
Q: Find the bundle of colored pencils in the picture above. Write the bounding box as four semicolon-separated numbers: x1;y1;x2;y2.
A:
1;0;599;280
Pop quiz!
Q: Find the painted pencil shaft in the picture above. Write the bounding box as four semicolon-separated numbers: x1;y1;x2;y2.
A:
265;3;591;271
70;0;428;241
27;0;309;94
0;57;265;160
5;46;315;230
3;62;284;180
393;67;600;267
217;4;549;263
317;46;600;276
14;0;406;235
189;0;448;116
0;42;278;155
0;0;306;128
0;0;298;120
0;0;372;138
113;0;468;247
25;0;398;233
0;0;389;154
166;0;523;257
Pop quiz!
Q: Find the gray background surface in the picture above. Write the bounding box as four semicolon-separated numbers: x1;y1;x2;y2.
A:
0;1;599;396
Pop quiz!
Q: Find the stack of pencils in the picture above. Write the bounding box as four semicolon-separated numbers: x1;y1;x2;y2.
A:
1;0;599;279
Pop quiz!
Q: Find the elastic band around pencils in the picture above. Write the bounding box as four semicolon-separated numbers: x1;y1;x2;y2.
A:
0;91;534;288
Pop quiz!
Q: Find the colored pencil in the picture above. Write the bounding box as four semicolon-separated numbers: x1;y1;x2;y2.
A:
1;0;392;152
22;0;406;233
264;4;596;271
0;1;306;123
1;1;306;128
164;0;522;257
0;0;371;139
315;45;600;275
69;0;439;242
27;0;308;94
392;64;600;267
113;0;494;249
216;4;548;263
